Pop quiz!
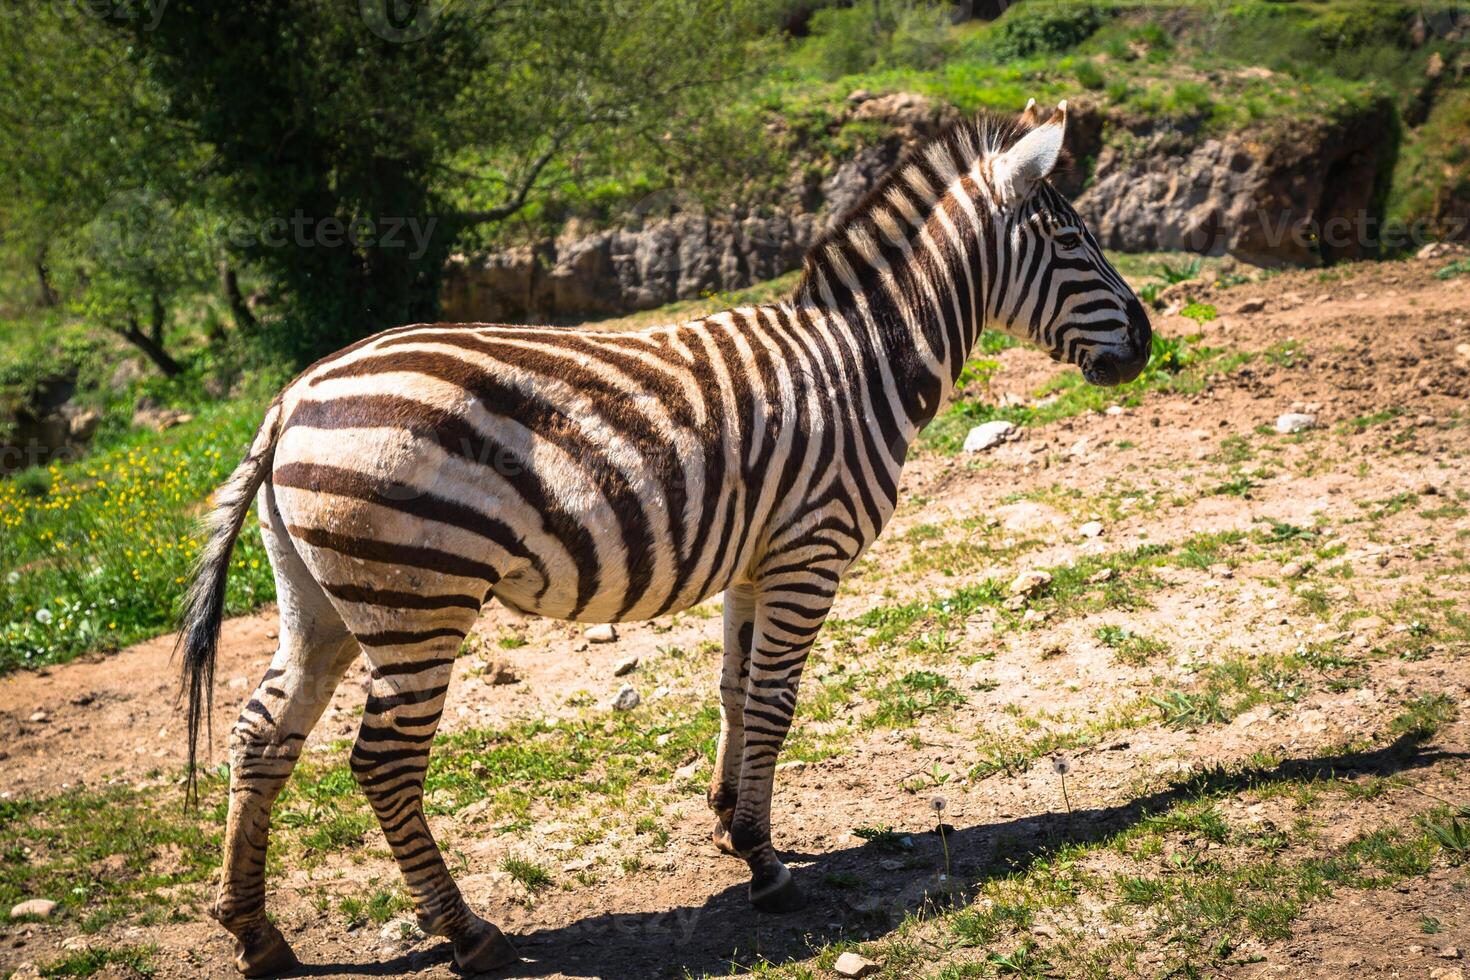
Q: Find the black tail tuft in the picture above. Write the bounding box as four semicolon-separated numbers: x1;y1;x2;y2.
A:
176;401;282;806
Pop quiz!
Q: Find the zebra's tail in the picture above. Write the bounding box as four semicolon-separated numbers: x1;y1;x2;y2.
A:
177;399;284;805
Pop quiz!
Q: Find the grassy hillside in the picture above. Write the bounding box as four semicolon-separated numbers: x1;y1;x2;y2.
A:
498;1;1464;240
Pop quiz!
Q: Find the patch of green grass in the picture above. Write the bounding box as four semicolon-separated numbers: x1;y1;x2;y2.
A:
0;400;277;673
867;670;965;727
0;785;220;932
38;944;157;978
339;886;411;927
1210;474;1258;497
1094;625;1169;666
1155;258;1202;284
501;857;554;892
853;825;911;854
1388;693;1458;743
278;701;724;838
1420;810;1470;864
921;335;1250;454
1149;690;1230;728
1338;407;1404;434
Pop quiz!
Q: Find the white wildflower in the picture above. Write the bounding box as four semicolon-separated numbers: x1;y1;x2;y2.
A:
35;608;53;625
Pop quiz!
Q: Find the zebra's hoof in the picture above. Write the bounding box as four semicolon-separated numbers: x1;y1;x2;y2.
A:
232;920;299;977
453;915;519;974
750;867;805;913
712;822;742;857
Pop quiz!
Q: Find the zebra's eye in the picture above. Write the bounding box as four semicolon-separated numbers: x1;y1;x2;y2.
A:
1055;229;1083;251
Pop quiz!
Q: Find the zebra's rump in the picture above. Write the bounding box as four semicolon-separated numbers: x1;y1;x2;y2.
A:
268;320;794;624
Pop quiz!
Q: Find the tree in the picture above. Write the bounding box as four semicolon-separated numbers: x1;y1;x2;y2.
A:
0;4;213;375
109;0;778;362
76;190;221;378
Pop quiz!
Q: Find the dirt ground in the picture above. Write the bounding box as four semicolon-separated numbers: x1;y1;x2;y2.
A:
2;252;1469;979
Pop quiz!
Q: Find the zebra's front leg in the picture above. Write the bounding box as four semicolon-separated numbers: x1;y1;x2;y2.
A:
709;584;755;857
353;643;517;973
729;584;832;912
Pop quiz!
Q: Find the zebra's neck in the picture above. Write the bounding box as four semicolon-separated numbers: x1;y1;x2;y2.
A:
791;128;998;435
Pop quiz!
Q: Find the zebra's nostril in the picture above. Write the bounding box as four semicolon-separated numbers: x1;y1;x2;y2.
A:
1082;355;1119;387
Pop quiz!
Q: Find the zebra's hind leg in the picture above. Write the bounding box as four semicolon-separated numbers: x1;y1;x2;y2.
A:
709;584;755;857
352;636;517;973
729;583;832;913
215;487;359;976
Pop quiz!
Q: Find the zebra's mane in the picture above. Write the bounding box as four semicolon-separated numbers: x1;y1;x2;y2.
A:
793;109;1053;303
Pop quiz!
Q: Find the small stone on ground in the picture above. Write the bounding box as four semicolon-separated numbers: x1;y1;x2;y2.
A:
585;623;618;643
610;684;640;711
962;419;1015;453
1009;569;1052;596
9;898;57;919
1275;412;1316;434
833;951;881;978
480;660;520;685
613;655;639;676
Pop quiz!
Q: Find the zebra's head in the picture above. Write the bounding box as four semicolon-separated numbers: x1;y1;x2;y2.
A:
982;100;1152;386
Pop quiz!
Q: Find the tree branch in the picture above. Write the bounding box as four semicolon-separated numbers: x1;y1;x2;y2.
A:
219;261;258;333
451;136;564;227
113;313;182;377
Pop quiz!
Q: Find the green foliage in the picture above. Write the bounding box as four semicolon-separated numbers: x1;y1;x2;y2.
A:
1436;259;1470;280
801;1;955;80
1179;302;1218;324
853;825;911;853
1421;810;1470;862
1156;259;1203;284
988;3;1108;60
1073;58;1105;91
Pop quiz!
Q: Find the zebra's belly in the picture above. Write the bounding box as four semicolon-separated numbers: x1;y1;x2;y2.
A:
487;561;731;624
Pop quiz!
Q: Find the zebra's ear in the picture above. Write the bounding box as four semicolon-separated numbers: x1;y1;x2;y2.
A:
993;100;1067;202
1018;98;1042;129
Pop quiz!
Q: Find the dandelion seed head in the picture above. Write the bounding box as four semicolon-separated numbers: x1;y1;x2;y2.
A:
929;795;947;813
35;608;53;625
1051;756;1071;776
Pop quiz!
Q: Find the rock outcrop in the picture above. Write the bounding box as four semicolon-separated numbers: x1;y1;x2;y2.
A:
1075;103;1396;266
1;372;100;476
443;92;1398;322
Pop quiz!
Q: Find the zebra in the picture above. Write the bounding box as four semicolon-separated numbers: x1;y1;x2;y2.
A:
178;99;1150;976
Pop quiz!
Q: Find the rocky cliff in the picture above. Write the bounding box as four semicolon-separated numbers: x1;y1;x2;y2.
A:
443;92;1397;323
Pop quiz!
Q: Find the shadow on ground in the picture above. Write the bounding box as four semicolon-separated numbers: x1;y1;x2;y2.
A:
293;736;1458;978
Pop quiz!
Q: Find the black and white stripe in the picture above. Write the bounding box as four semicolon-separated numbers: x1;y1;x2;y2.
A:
179;99;1150;975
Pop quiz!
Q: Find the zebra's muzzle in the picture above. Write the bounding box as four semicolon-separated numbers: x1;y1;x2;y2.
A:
1082;298;1153;386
